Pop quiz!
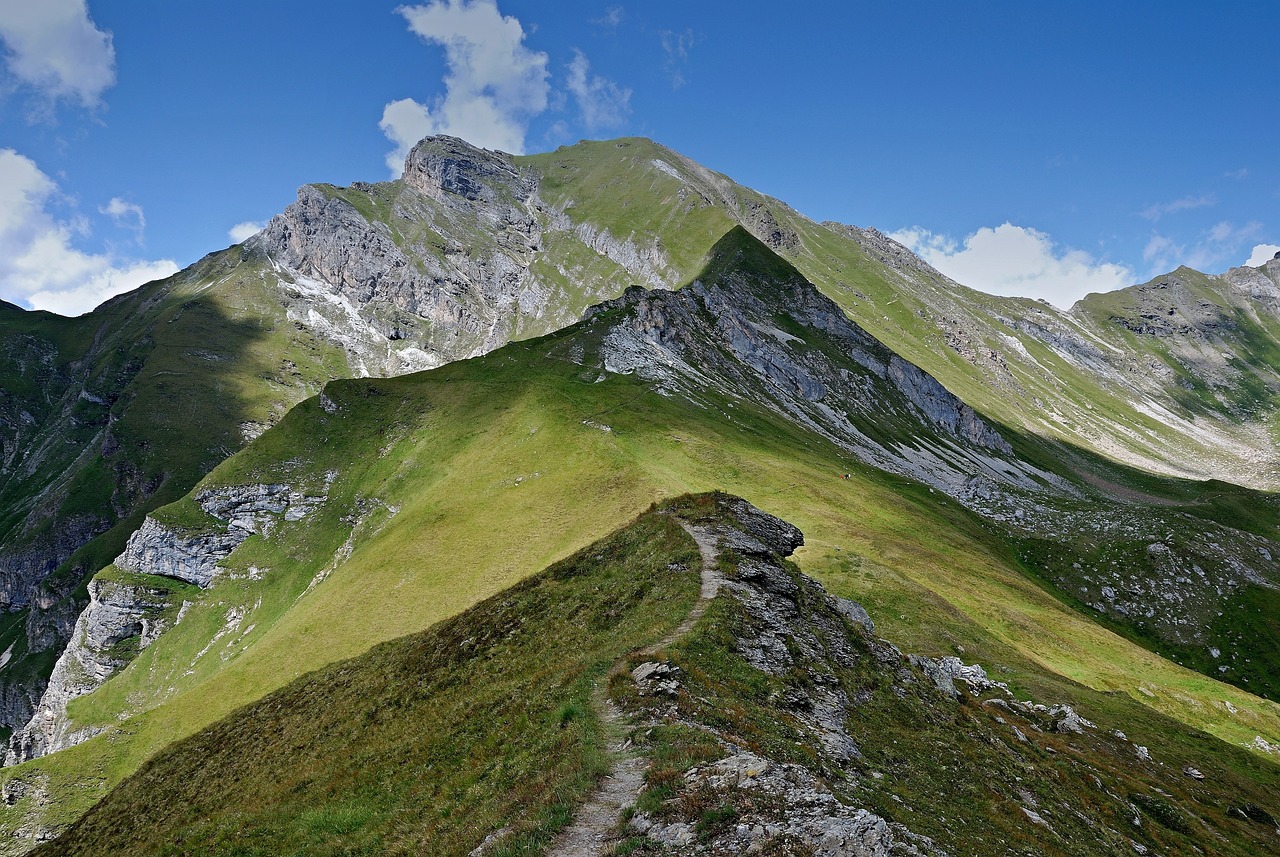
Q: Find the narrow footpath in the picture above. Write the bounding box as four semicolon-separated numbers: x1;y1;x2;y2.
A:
544;520;720;857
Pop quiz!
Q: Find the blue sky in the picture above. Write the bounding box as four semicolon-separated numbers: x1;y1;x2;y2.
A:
1;0;1277;314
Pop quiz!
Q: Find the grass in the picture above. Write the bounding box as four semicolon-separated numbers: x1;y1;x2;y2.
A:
622;536;1280;856
35;507;700;856
1;138;1279;850
6;319;1278;849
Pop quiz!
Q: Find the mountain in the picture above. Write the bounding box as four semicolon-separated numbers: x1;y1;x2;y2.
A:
0;135;1277;851
34;495;1280;856
0;224;1276;850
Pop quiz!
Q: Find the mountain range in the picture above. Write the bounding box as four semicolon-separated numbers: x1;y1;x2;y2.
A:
0;135;1276;854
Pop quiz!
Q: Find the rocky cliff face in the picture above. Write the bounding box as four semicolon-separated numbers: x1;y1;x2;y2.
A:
6;479;331;765
587;229;1059;512
4;576;180;765
250;136;679;378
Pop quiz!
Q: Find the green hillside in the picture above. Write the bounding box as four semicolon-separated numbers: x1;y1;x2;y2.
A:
2;234;1277;850
38;495;1280;856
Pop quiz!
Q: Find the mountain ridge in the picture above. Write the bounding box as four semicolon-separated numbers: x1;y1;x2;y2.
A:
0;135;1277;851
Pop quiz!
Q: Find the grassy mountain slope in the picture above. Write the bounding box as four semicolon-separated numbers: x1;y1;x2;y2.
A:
2;234;1277;849
39;495;1280;856
0;247;355;736
6;132;1277;745
516;138;1280;489
39;507;701;856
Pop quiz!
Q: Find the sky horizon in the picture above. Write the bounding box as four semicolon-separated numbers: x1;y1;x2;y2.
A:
0;0;1277;315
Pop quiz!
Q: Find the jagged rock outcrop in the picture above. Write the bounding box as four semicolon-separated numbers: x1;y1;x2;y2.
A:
6;479;331;766
251;136;678;377
5;576;178;764
587;230;1061;512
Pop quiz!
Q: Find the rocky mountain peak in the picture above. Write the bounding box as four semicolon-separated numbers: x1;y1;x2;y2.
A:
401;135;531;203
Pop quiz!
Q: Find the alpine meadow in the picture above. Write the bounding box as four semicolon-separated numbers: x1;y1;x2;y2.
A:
0;3;1279;854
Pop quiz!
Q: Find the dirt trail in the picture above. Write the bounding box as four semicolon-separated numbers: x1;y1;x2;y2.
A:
543;520;719;857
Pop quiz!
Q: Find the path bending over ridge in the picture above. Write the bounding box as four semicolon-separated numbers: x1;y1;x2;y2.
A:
544;519;721;857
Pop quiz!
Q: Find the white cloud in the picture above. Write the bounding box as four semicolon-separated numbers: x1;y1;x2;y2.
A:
659;28;694;89
228;220;264;244
1244;244;1280;267
380;0;550;176
1143;220;1263;273
100;196;144;237
0;149;177;316
1140;194;1214;222
890;223;1134;308
594;6;624;29
0;0;115;108
565;50;630;132
1224;168;1249;180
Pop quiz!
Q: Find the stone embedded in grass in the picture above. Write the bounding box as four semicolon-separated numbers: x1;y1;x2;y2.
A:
632;661;681;696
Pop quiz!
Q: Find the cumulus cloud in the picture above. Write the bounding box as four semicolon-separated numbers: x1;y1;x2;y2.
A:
0;149;177;316
227;220;264;244
1143;220;1264;274
1244;243;1279;267
0;0;115;108
890;223;1134;308
1139;194;1214;222
565;50;630;132
379;0;550;176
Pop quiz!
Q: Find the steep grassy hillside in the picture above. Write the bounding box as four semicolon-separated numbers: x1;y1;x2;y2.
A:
0;247;354;736
38;508;701;856
2;236;1277;850
38;496;1280;856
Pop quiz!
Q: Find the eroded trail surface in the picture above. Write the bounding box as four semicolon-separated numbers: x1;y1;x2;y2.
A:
544;520;720;857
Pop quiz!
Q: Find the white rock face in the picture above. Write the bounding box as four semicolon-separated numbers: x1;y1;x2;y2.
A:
6;479;331;766
114;518;245;588
5;577;175;764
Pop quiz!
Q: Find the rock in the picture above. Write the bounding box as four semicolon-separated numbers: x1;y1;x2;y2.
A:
832;597;875;633
632;661;682;696
1183;766;1205;780
6;576;178;764
909;655;1008;699
1049;704;1095;734
114;518;247;588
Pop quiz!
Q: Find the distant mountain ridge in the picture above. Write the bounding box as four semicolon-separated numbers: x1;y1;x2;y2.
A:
0;135;1277;851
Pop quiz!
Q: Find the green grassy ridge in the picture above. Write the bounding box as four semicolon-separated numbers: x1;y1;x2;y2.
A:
622;534;1280;856
512;138;1280;484
6;271;1280;847
35;506;702;856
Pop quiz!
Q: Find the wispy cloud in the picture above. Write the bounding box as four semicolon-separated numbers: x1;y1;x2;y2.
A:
593;6;624;30
99;197;144;240
379;0;550;175
891;223;1134;308
0;0;115;109
0;149;177;315
659;28;694;89
565;50;630;132
1224;167;1250;180
1143;220;1264;274
1139;194;1215;222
